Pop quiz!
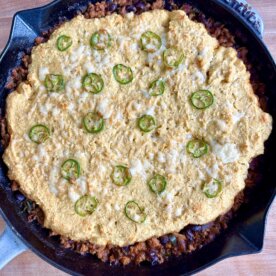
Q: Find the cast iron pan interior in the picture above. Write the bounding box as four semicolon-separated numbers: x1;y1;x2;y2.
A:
0;0;275;275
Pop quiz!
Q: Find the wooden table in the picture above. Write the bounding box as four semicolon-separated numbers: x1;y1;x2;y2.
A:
0;0;275;275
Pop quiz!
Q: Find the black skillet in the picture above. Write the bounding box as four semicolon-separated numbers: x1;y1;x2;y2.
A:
0;0;275;275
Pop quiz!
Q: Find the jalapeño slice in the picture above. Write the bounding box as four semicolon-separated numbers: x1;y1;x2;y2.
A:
113;64;133;85
90;29;111;50
148;174;167;195
111;165;132;186
82;73;104;94
187;139;209;158
202;179;222;198
190;90;214;110
163;48;184;69
124;200;147;223
149;79;165;97
29;124;50;144
57;35;73;51
61;159;80;182
83;112;105;134
138;115;156;132
75;195;98;217
44;74;65;92
140;31;162;53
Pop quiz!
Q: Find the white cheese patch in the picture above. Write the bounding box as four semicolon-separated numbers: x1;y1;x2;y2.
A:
78;92;90;105
157;152;166;163
216;119;228;131
101;55;110;68
67;102;75;113
39;85;46;92
32;155;39;162
99;164;107;174
76;176;87;194
206;181;219;195
58;179;68;194
49;92;60;99
147;41;166;65
198;47;209;58
130;159;146;179
75;151;89;171
46;102;53;111
165;141;186;173
205;163;219;178
232;111;245;124
68;186;81;203
140;89;150;99
193;71;206;84
39;67;49;81
166;204;173;214
225;102;245;124
164;192;174;203
39;105;48;116
72;76;82;90
130;43;139;52
97;98;113;119
114;203;120;211
55;144;62;152
23;134;31;142
133;214;141;222
115;112;124;121
52;107;60;116
145;106;155;116
164;62;187;81
59;118;65;129
143;159;153;171
38;145;47;160
225;175;232;183
161;101;167;110
166;150;179;174
212;142;240;164
126;12;134;20
70;45;86;63
105;203;112;212
102;187;109;196
148;153;154;160
48;167;59;196
92;50;102;63
18;152;25;158
133;102;142;111
175;208;182;217
197;169;205;180
84;62;95;73
186;133;193;140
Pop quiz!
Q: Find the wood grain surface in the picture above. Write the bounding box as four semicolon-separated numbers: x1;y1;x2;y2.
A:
0;0;275;275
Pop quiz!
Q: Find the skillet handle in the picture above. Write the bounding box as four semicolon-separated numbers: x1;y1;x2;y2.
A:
218;0;264;38
0;223;27;270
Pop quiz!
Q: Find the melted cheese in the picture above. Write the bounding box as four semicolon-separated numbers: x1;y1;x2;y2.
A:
212;142;240;164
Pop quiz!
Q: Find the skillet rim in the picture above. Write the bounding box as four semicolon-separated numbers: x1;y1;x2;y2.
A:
0;0;275;275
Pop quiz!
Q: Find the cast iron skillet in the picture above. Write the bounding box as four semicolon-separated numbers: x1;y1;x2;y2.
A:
0;0;275;275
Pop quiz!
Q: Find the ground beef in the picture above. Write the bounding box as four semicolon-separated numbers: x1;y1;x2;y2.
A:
5;51;32;91
0;117;10;148
84;1;109;18
1;0;270;267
